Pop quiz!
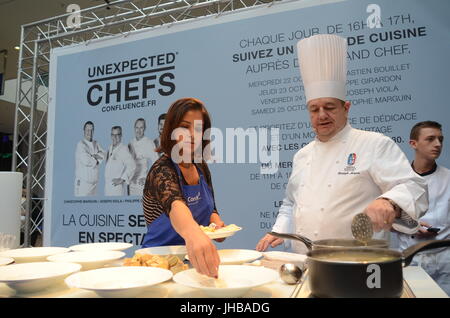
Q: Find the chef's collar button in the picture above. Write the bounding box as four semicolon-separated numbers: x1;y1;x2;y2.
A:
328;184;332;187
301;184;304;187
320;208;324;211
336;160;340;164
306;162;310;165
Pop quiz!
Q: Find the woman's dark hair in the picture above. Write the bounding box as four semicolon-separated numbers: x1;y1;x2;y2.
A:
157;97;211;159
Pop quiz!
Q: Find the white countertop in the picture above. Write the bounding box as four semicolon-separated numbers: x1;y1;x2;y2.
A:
0;265;447;298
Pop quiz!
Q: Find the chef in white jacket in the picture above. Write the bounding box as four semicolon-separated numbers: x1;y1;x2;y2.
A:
392;121;450;295
74;121;105;196
104;126;136;196
256;34;428;254
128;118;158;196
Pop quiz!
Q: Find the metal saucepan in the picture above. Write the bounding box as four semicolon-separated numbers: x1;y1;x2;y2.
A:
269;231;389;250
306;239;450;298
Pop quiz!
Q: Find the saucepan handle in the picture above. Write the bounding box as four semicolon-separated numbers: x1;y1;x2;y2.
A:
402;239;450;267
268;231;313;250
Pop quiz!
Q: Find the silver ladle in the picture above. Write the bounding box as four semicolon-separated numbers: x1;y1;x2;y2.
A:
279;263;303;285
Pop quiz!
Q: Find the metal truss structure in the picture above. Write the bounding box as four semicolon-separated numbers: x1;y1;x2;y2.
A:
12;0;282;246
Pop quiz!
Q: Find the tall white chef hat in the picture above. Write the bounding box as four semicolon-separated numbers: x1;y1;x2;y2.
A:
297;34;347;103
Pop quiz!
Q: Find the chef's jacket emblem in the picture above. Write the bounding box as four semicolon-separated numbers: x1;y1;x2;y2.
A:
347;153;357;166
340;153;358;174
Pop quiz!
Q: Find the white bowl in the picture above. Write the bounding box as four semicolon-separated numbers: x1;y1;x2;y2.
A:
0;247;70;263
173;265;278;298
65;266;173;298
186;249;262;265
0;257;14;266
263;251;307;267
135;245;187;260
0;262;81;293
69;242;133;252
47;250;126;270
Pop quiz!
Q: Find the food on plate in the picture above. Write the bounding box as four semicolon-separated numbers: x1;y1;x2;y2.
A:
199;277;228;288
200;223;241;233
123;253;188;274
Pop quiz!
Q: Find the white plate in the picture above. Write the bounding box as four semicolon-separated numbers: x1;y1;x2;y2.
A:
47;250;125;270
186;249;262;265
0;257;14;266
203;226;242;239
0;262;81;293
135;245;187;260
65;266;173;298
263;251;307;265
69;242;133;252
0;247;70;263
173;265;278;298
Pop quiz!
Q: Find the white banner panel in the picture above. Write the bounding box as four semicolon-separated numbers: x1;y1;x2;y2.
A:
45;0;450;254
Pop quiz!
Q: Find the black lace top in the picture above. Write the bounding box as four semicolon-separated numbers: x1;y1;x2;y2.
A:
142;154;218;226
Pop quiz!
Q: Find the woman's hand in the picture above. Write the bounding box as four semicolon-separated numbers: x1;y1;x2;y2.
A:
185;229;220;278
170;200;220;278
210;213;226;242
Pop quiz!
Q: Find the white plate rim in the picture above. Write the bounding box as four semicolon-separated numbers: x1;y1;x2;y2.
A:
134;245;187;255
65;266;173;291
0;247;70;258
47;250;126;263
173;265;278;291
185;249;263;264
69;242;133;251
0;257;14;266
203;226;242;239
0;262;82;283
263;251;307;262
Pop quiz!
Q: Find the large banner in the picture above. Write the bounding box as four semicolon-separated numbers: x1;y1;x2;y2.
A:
45;0;450;254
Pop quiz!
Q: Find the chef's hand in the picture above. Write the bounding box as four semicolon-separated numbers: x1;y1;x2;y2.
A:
92;153;102;161
185;230;220;278
256;234;284;252
415;221;438;239
112;178;125;186
210;213;226;243
364;198;399;232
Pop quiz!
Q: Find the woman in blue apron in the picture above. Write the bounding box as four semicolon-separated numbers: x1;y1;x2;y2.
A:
141;98;225;278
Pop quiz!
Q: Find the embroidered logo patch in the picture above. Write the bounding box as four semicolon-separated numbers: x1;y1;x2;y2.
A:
347;153;357;166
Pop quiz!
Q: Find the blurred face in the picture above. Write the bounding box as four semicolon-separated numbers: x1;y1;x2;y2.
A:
111;128;122;147
177;110;203;154
84;124;94;142
410;127;443;161
158;119;165;135
308;97;351;142
134;120;145;140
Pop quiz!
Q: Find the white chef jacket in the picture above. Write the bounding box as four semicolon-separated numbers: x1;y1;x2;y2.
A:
128;136;158;195
272;124;428;254
104;143;136;196
392;165;450;295
74;138;105;196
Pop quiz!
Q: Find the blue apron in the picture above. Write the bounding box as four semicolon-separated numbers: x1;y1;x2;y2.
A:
141;161;214;247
